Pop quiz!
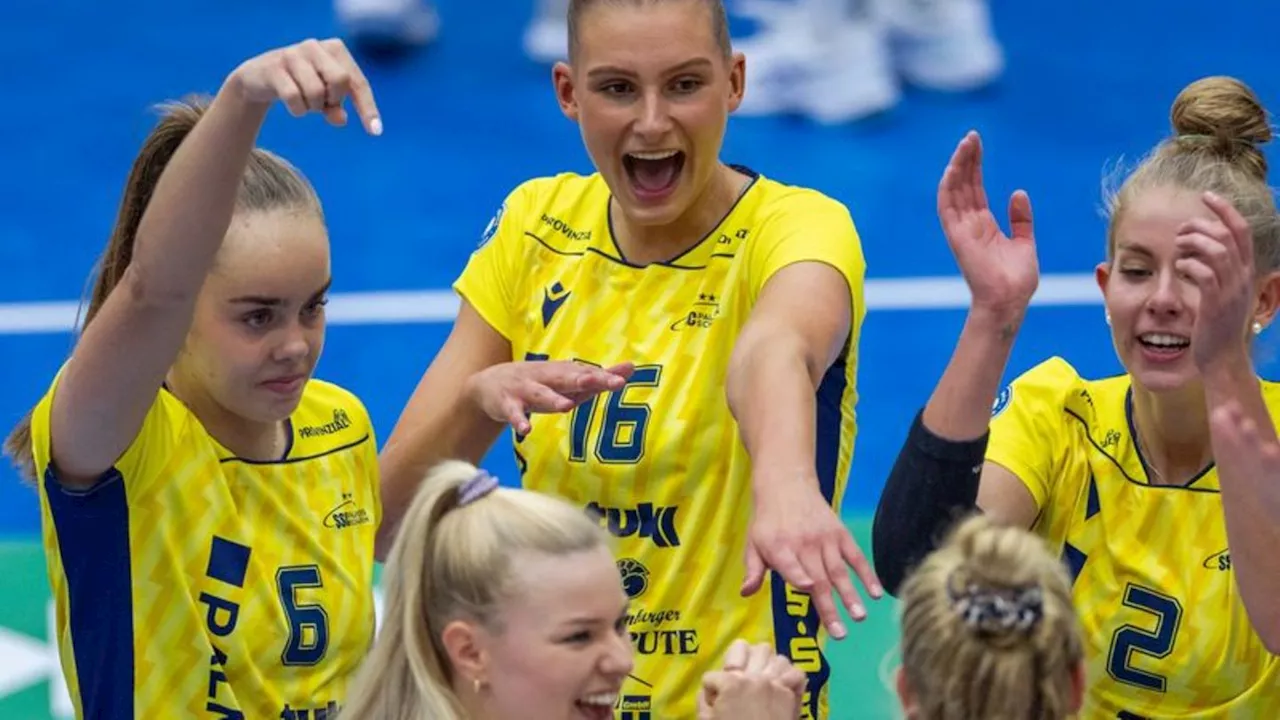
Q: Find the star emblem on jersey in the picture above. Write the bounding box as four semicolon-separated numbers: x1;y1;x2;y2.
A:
669;292;721;331
542;282;571;327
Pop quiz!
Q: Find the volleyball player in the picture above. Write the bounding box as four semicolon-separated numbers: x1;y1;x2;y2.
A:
379;1;881;716
4;39;385;718
875;76;1280;716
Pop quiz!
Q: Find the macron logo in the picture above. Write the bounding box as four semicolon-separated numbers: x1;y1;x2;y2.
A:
542;282;571;327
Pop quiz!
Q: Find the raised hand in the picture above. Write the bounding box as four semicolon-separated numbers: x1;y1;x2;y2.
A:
937;131;1039;312
225;38;382;135
1175;191;1257;372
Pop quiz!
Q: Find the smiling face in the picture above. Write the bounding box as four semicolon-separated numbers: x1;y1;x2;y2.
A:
1096;185;1280;393
553;0;744;228
455;546;634;720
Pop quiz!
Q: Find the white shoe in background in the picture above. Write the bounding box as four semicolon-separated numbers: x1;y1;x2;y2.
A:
882;0;1003;91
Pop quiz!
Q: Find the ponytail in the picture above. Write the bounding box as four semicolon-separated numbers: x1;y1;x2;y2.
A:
3;97;209;484
341;461;609;718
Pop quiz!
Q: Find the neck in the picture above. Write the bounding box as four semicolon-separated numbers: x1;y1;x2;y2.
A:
1129;384;1212;486
165;370;286;461
610;163;749;266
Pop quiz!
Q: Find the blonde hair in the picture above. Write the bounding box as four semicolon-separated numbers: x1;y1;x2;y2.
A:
341;460;612;720
898;515;1083;720
1105;76;1280;271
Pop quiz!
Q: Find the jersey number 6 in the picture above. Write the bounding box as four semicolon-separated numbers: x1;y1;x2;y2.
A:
277;565;330;666
1106;583;1182;692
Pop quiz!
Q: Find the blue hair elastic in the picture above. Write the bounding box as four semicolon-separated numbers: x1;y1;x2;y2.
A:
458;470;500;507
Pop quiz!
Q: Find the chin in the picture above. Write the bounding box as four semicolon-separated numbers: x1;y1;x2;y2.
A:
1128;366;1199;395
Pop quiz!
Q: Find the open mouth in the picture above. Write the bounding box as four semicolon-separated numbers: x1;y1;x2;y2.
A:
622;150;685;202
574;691;618;719
1137;332;1190;358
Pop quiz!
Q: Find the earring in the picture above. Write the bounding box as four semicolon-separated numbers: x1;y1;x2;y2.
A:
1105;312;1112;326
1254;321;1264;335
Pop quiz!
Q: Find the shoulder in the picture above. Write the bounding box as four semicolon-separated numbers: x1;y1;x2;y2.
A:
748;174;855;226
479;172;609;250
292;380;375;449
994;356;1101;421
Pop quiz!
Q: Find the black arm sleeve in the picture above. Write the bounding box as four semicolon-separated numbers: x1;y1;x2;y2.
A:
872;409;988;597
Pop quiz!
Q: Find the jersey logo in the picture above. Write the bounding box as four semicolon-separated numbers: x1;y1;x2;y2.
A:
617;557;650;599
298;408;352;439
991;385;1013;417
586;501;681;548
1202;548;1231;571
542;282;571;326
324;492;372;530
478;202;505;248
669;293;721;331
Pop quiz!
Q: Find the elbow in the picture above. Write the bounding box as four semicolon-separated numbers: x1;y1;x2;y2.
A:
870;500;908;598
121;261;198;309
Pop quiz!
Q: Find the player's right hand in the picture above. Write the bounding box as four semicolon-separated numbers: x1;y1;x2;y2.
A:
224;38;382;136
937;131;1038;314
464;360;635;435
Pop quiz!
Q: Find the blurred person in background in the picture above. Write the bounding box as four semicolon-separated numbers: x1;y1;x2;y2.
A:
336;0;1002;123
896;514;1086;720
874;76;1280;717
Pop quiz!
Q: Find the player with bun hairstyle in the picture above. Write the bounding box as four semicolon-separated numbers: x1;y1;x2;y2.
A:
896;514;1085;720
874;75;1280;716
3;39;387;718
341;459;808;720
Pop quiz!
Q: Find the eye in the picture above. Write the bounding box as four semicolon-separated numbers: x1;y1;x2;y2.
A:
1119;267;1150;279
670;77;703;94
242;309;273;328
599;81;634;97
303;297;329;317
562;630;593;645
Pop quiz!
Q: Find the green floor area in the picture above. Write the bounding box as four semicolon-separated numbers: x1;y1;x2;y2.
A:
0;517;904;719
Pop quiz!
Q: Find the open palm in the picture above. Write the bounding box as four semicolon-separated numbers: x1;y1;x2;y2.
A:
937;131;1040;311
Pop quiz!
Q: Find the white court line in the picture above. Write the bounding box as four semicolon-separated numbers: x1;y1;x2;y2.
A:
0;274;1102;336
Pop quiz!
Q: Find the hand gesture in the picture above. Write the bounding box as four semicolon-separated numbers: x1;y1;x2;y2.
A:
225;38;382;135
741;475;882;640
698;641;806;720
937;131;1039;313
1175;192;1257;371
465;360;635;435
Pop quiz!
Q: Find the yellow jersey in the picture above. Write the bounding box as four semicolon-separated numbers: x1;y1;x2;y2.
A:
987;357;1280;719
30;376;380;720
454;169;866;720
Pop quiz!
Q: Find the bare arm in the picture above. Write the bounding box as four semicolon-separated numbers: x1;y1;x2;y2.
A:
49;85;271;487
922;305;1039;528
376;302;512;558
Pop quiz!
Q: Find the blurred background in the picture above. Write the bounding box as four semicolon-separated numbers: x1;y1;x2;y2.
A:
1;0;1278;716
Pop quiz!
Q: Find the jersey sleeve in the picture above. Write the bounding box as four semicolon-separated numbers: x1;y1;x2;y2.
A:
452;183;532;340
744;189;866;311
985;357;1080;510
30;369;191;508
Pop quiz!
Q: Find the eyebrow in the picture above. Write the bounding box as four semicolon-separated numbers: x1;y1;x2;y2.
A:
1115;243;1153;257
587;57;714;80
229;278;333;306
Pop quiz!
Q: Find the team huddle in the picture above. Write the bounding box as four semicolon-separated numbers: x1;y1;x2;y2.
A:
5;0;1280;718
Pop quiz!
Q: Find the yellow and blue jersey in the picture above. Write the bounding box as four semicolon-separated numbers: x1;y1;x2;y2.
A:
30;375;380;719
988;357;1280;718
454;168;866;719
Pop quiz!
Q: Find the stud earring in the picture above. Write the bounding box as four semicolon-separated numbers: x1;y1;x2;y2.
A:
1105;312;1112;326
1254;321;1264;335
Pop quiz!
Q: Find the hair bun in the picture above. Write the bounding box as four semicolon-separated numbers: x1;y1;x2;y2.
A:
1170;76;1272;179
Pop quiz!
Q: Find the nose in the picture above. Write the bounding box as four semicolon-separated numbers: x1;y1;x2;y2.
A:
633;91;674;143
600;630;635;676
272;322;312;364
1145;268;1187;318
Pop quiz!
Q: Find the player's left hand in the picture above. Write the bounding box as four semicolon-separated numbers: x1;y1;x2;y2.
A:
741;476;882;640
698;641;805;720
1176;191;1258;372
465;360;635;435
1210;399;1280;470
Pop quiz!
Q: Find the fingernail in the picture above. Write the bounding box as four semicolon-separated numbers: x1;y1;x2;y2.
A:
370;117;383;136
830;621;847;639
872;583;884;598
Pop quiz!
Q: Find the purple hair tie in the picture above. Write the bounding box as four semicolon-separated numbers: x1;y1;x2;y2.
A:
458;470;500;507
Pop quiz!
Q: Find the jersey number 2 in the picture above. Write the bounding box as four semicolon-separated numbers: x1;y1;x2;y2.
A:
1106;583;1182;692
569;364;662;464
277;565;330;666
